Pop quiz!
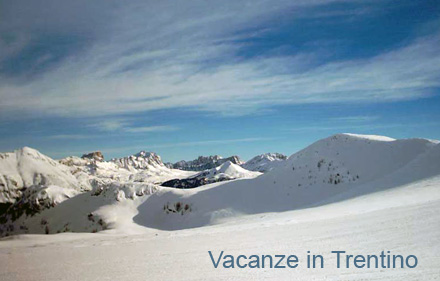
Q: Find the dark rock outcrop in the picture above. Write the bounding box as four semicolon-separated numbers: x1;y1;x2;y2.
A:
81;151;104;161
172;155;243;171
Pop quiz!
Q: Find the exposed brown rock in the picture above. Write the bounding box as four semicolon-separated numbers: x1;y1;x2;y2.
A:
81;151;104;161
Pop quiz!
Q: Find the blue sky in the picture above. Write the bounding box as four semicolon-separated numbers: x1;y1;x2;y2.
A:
0;0;439;162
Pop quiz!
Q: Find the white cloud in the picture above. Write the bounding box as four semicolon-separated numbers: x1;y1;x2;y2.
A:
0;0;439;118
96;137;275;156
329;116;380;122
43;137;274;159
286;121;440;132
92;119;129;132
145;137;274;149
124;126;177;133
47;134;91;140
88;119;177;134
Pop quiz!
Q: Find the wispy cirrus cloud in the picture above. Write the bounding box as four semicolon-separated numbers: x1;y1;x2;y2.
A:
93;119;129;132
0;0;439;119
145;137;274;149
96;137;276;157
286;121;440;132
124;126;177;133
88;119;178;133
47;134;91;140
328;115;380;122
45;137;275;158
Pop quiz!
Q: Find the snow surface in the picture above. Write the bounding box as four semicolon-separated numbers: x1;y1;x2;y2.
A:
0;147;89;204
0;176;439;280
241;152;287;172
134;133;440;230
192;161;261;180
161;161;261;188
0;133;439;280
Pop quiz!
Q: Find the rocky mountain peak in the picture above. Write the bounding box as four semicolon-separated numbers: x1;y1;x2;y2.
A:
111;151;164;170
172;155;243;171
81;151;104;161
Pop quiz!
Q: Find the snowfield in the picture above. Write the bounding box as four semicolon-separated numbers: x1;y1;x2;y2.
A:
0;133;439;280
135;134;440;230
162;161;261;188
241;152;287;172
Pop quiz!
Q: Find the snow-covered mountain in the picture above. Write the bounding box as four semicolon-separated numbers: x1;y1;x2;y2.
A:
111;151;165;171
0;147;92;228
0;147;90;205
0;149;194;236
162;161;261;188
241;152;287;172
60;153;185;186
135;133;440;230
172;155;244;171
1;133;439;237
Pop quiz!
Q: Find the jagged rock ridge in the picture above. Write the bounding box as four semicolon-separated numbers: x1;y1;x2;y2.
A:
162;161;261;188
111;151;165;171
172;155;244;171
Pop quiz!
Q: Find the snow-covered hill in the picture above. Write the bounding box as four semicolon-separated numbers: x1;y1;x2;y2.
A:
2;176;438;281
0;147;90;204
241;152;287;172
0;134;439;280
162;161;261;188
0;149;194;236
1;133;439;237
172;155;244;171
134;133;440;230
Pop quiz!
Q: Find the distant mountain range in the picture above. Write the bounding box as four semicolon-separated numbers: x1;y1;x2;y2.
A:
3;133;436;236
165;153;287;173
0;147;285;235
161;161;261;188
167;155;244;171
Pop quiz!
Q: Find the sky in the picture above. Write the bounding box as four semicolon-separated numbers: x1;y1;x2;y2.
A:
0;0;439;163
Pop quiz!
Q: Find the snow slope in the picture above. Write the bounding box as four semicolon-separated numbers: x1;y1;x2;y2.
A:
241;152;287;172
201;161;261;179
1;133;438;237
0;149;194;236
162;161;261;188
0;175;439;281
0;133;439;280
0;147;90;204
134;134;440;230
